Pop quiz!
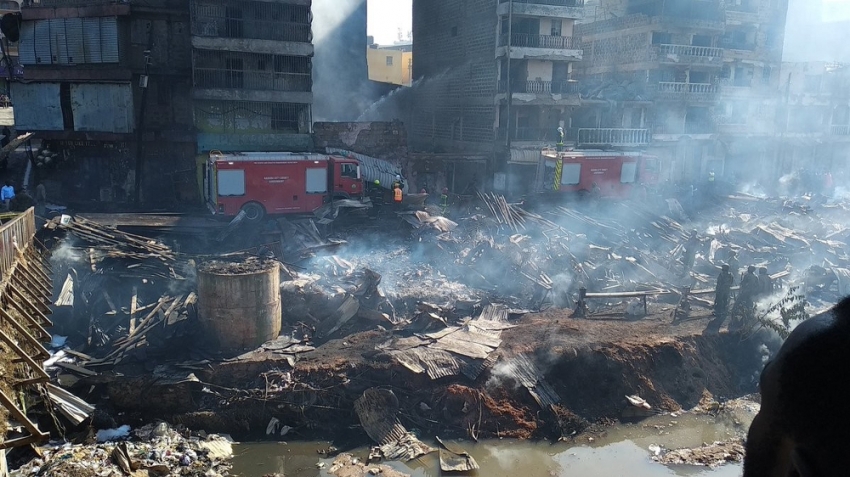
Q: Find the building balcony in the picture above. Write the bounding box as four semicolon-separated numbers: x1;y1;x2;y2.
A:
191;1;312;55
21;0;130;19
655;82;718;101
497;0;584;21
576;128;651;147
830;125;850;136
497;33;582;61
496;80;580;105
193;69;311;93
496;126;575;143
655;44;723;67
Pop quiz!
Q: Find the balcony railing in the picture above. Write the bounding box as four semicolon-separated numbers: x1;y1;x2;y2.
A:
726;2;757;13
830;125;850;136
576;128;651;146
194;69;311;92
656;44;723;63
499;0;584;6
24;0;118;5
658;82;716;94
498;80;580;94
497;127;576;142
499;33;578;49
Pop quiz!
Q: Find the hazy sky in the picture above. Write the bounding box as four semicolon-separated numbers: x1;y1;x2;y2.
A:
368;0;412;45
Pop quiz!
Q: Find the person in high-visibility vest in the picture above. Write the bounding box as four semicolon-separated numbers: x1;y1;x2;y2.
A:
393;183;403;210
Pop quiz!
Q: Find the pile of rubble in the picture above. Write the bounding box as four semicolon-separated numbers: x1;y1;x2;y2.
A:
12;423;233;477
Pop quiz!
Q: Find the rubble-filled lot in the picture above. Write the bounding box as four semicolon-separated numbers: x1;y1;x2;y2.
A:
22;190;850;471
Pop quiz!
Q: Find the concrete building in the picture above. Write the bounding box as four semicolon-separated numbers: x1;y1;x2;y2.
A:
774;62;850;180
367;42;412;87
573;0;789;182
14;0;196;205
0;0;23;127
410;0;584;190
189;0;314;152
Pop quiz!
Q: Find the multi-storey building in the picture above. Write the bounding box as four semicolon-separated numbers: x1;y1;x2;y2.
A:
9;0;315;205
775;62;850;178
573;0;788;182
14;0;196;205
410;0;584;189
189;0;314;152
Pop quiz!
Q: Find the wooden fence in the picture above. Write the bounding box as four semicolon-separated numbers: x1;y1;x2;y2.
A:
0;208;36;282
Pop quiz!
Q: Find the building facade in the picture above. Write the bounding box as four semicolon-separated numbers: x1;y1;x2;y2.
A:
14;0;196;205
367;42;412;87
189;0;314;153
573;0;788;182
410;0;585;190
10;0;315;206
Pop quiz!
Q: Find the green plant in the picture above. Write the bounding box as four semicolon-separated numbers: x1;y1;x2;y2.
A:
746;286;809;339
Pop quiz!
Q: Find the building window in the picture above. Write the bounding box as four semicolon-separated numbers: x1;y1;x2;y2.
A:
763;66;772;82
651;32;672;45
386;56;393;66
550;20;562;37
451;26;458;37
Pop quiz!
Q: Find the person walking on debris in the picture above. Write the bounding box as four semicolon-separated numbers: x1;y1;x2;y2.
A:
758;267;772;298
714;264;734;319
681;230;700;276
367;179;383;217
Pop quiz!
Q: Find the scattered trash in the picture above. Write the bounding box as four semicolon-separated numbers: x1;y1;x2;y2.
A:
96;425;131;443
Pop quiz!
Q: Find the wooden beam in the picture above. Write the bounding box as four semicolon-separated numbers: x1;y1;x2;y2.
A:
5;298;51;342
14;264;51;300
0;307;49;360
0;328;50;385
9;285;53;328
0;389;49;449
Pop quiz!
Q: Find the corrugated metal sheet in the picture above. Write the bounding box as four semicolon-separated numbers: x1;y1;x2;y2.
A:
70;83;134;133
10;83;63;131
48;19;64;65
325;148;408;193
33;20;51;64
82;18;102;64
18;22;36;65
20;18;119;65
100;17;119;63
64;17;84;64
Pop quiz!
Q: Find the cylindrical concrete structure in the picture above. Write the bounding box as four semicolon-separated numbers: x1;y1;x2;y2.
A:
197;260;281;352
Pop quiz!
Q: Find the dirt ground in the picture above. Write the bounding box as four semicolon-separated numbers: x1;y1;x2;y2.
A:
99;304;774;442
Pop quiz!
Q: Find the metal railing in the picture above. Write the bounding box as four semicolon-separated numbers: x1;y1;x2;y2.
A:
194;69;311;92
657;82;717;100
496;127;576;142
576;128;651;146
24;0;120;5
498;80;579;94
499;0;584;6
657;44;723;61
0;208;35;281
830;125;850;136
726;2;757;13
499;33;578;49
191;0;312;44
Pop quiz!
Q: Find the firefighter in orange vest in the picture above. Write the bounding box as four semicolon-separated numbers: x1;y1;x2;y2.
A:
393;183;403;210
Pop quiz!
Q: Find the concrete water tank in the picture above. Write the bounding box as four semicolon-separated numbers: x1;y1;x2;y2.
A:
197;260;281;351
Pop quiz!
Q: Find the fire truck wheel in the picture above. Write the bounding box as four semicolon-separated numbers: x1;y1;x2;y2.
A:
241;202;266;222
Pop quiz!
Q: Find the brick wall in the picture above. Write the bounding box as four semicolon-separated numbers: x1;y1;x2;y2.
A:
313;121;408;162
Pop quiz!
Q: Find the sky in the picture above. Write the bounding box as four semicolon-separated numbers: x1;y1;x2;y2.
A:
367;0;413;45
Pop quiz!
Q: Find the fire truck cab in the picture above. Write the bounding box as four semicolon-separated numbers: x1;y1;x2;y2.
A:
204;151;364;220
536;149;659;199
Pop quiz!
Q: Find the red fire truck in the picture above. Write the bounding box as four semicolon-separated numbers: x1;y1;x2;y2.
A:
536;149;659;199
204;151;364;220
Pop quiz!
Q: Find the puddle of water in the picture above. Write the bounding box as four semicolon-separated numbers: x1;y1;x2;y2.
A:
230;410;751;477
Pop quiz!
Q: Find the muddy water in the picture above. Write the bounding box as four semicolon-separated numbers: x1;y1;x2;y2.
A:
231;409;751;477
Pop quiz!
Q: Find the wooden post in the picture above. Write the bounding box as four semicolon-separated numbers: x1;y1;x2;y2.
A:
0;329;49;386
0;307;49;359
574;287;588;318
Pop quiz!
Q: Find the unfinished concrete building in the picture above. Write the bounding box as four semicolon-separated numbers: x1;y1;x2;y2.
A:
189;0;314;152
573;0;789;182
410;0;584;189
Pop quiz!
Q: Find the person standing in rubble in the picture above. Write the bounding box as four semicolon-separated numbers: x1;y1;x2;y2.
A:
368;179;383;217
728;250;740;279
758;267;772;298
440;187;450;214
733;265;760;328
1;180;14;211
714;264;734;319
681;230;700;276
393;183;403;211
